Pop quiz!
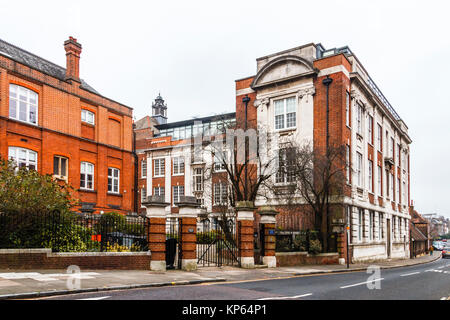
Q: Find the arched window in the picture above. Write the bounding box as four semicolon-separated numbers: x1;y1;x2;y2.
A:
8;147;37;170
9;84;38;125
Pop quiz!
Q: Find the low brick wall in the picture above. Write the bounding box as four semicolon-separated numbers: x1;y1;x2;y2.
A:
276;252;339;267
0;249;152;270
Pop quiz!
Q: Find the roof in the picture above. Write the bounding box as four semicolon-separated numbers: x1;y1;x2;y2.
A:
410;208;428;224
0;38;99;94
410;223;428;241
155;112;236;130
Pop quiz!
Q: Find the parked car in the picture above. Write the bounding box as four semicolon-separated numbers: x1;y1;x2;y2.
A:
442;246;450;259
433;241;444;251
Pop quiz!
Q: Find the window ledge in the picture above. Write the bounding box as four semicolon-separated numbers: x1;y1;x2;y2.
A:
79;189;97;193
172;173;185;177
107;192;122;197
81;121;95;128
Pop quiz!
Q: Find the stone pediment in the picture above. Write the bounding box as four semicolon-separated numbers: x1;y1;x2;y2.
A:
251;55;316;89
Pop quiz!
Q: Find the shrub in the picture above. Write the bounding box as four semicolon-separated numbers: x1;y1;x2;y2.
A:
309;239;322;255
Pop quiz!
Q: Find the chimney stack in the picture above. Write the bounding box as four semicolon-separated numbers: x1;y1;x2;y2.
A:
64;36;82;82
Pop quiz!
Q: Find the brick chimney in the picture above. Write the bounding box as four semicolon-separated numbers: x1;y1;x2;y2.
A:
64;36;82;82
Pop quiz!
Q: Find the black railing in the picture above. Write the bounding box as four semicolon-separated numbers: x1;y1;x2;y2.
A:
0;210;149;252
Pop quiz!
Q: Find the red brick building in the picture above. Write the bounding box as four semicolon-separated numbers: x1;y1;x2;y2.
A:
0;37;135;214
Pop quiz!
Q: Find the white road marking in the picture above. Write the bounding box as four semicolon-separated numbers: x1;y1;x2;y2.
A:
0;272;100;282
258;293;313;300
340;278;384;289
77;296;111;300
400;272;420;277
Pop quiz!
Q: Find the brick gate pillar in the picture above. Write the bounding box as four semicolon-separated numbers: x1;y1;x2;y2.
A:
236;201;255;269
176;196;199;271
258;206;279;268
142;195;170;272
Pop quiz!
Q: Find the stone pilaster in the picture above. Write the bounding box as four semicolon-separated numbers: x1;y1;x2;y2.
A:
258;206;278;268
143;195;170;271
177;196;199;271
236;201;255;269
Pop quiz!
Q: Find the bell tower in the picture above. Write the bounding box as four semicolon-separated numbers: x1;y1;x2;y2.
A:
152;93;168;124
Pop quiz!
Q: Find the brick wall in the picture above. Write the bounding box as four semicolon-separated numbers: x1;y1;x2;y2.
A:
0;249;151;270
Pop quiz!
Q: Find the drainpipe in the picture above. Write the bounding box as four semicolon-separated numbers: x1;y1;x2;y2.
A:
242;95;251;199
322;75;333;252
132;123;138;213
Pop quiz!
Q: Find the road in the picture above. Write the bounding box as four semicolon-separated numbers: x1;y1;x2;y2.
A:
39;257;450;300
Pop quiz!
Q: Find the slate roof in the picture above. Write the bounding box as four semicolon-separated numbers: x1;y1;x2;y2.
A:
0;38;99;94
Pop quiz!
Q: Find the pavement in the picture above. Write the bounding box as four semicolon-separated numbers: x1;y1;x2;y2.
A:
0;252;442;300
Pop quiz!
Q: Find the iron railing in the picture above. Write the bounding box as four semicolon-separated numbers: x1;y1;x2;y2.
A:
0;210;149;252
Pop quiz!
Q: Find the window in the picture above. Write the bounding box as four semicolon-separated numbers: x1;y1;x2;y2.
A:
368;159;373;193
213;151;227;172
356;103;363;135
8;147;37;170
141;159;147;178
154;186;165;197
81;109;95;125
276;147;295;184
141;188;147;203
172;157;185;175
369;211;375;241
53;156;68;180
173;185;184;204
358;208;364;241
379;213;384;240
80;162;94;190
108;168;120;193
403;181;406;205
397;177;400;203
154;158;165;177
386;169;390;198
368;115;373;144
193;168;204;192
274;97;296;130
214;183;228;206
397;144;401;166
390;173;394;201
346;91;350;127
377;166;382;196
356;152;363;187
346;145;351;183
9;84;38;125
377;124;382;151
390;137;394;158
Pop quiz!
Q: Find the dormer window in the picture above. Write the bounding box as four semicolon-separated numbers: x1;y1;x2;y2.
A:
9;84;38;125
81;109;95;125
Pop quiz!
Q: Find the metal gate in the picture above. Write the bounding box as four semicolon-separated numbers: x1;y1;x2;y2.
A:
197;217;240;267
166;216;182;269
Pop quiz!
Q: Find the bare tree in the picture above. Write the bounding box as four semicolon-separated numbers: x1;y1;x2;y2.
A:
268;142;348;252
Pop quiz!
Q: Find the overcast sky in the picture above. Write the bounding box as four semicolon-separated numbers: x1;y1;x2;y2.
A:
1;0;449;218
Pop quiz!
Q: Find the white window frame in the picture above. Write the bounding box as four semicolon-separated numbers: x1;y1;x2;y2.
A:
141;187;147;204
172;157;185;175
154;186;165;197
193;168;204;192
377;166;382;196
368;159;373;193
8;146;37;170
346;145;350;183
108;167;120;194
356;152;363;187
80;162;94;190
9;84;38;125
377;124;382;151
379;213;384;240
213;183;228;206
173;185;184;205
390;173;394;201
368;115;373;144
213;151;227;172
274;96;296;131
81;109;95;125
53;155;68;181
358;208;364;242
141;159;147;178
356;103;363;135
154;158;165;177
369;211;375;241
